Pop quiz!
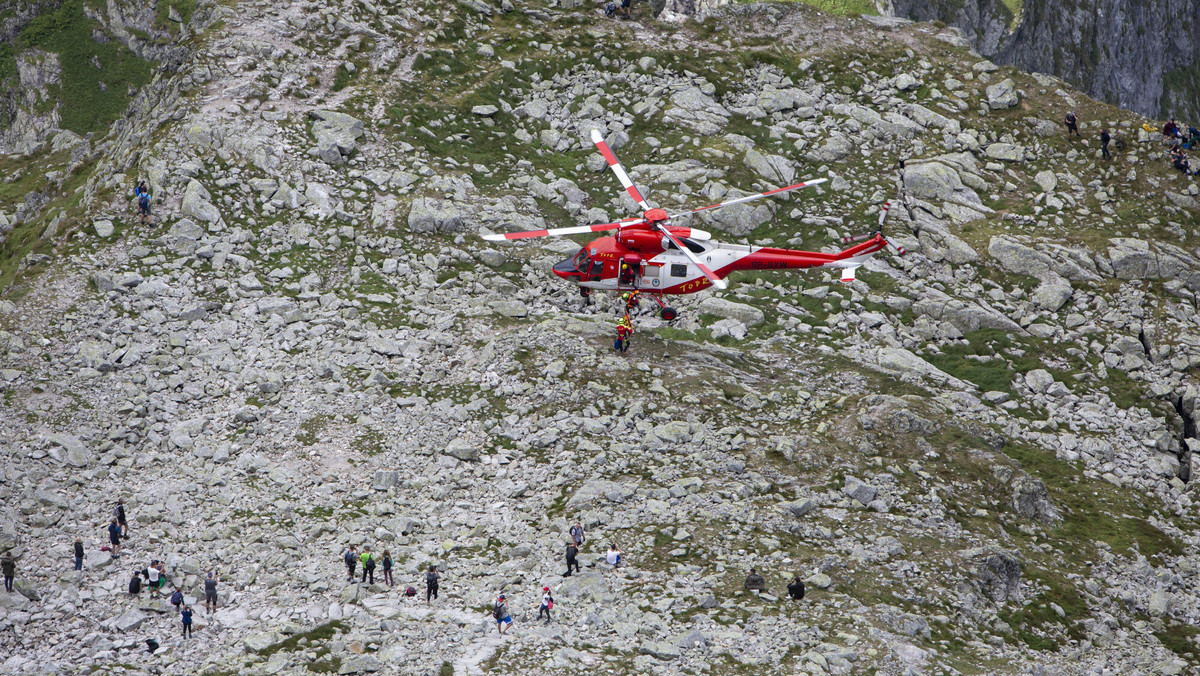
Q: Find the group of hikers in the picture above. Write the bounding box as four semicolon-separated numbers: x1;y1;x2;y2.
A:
4;498;220;646
1068;110;1200;175
745;568;808;601
1063;111;1118;160
1158;118;1200;176
336;521;805;637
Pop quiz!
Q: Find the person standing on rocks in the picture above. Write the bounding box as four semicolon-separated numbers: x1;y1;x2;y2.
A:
170;586;185;613
1064;111;1079;137
564;541;580;576
360;546;376;585
73;537;85;571
382;551;393;587
344;546;358;582
107;519;122;558
1;551;14;592
537;586;553;625
181;604;194;639
135;182;151;225
744;568;766;593
147;561;162;591
569;522;585;549
426;565;440;604
115;498;128;538
787;575;805;600
204;572;219;614
493;595;512;635
1101;129;1112;160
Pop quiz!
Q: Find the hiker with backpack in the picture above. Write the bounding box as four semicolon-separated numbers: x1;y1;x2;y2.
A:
493;595;512;634
426;565;440;604
73;537;85;571
134;181;151;224
568;522;585;549
564;542;580;576
107;519;122;558
344;546;358;582
1101;129;1112;160
170;586;185;613
115;499;128;537
382;551;394;587
128;570;143;595
1064;111;1079;137
360;546;376;585
537;586;554;625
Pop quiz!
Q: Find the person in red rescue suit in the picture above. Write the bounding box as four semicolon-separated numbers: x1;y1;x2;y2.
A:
615;316;633;353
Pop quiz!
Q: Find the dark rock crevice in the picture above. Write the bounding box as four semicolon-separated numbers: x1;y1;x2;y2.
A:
1173;393;1195;484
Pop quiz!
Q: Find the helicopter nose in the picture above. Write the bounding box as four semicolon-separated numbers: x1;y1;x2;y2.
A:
552;257;579;279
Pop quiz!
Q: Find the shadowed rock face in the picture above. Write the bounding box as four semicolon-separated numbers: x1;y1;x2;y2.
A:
888;0;1200;121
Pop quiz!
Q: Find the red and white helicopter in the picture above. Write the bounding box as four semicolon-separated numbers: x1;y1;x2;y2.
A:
483;129;906;320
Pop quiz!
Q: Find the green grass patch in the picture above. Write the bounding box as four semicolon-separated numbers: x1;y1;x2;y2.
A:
1155;623;1200;666
19;0;153;135
256;620;347;658
296;414;333;446
755;0;878;16
1002;442;1182;559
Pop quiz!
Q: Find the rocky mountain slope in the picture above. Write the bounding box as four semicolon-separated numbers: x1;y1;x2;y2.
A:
1;1;1199;675
885;0;1200;122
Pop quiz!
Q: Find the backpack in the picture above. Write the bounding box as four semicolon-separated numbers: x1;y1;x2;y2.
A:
170;590;183;606
493;603;505;620
426;571;437;584
404;586;417;596
604;1;616;15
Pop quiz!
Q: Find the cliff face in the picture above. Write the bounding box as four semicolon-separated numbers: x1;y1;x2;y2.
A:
887;0;1200;121
885;0;1012;55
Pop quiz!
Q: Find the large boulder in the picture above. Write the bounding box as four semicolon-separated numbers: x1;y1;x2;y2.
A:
842;476;878;505
1031;274;1073;311
1011;477;1059;523
805;134;854;163
987;236;1052;278
697;297;764;327
903;161;966;202
443;438;480;461
986;79;1019;110
181;180;222;224
310;110;364;164
984;143;1026;162
969;548;1022;602
407;197;466;233
663;86;730;135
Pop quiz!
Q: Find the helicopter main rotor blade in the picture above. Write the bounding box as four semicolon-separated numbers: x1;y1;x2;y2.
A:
482;217;646;241
669;178;828;220
591;129;651;211
658;225;727;290
878;199;892;227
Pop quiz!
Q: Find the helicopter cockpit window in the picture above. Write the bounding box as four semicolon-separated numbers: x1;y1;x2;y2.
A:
571;248;592;273
670;264;688;277
664;237;706;254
